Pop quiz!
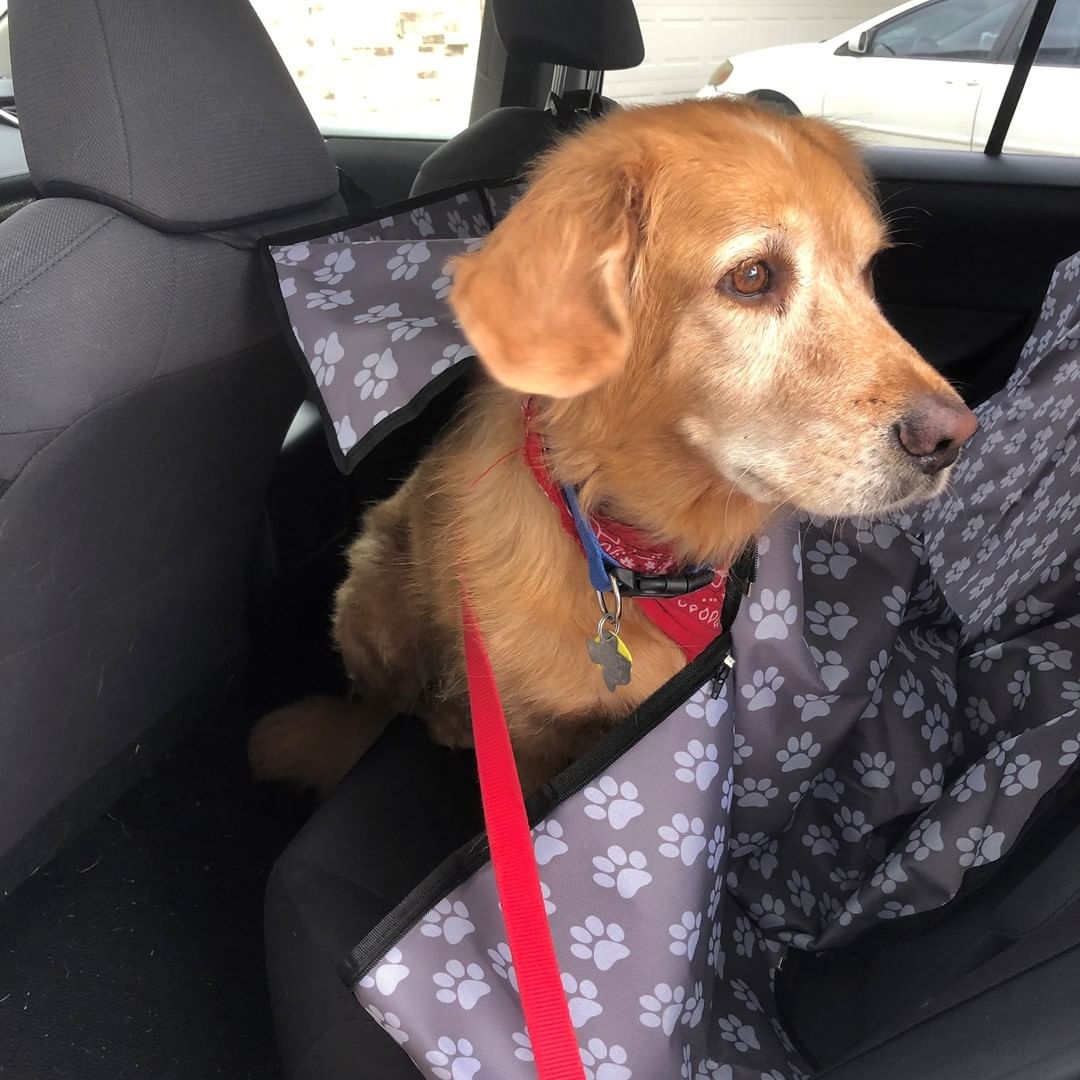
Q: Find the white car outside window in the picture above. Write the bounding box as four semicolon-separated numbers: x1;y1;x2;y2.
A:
698;0;1080;156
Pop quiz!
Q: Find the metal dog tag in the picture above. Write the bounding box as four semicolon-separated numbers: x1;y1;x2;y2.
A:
588;630;633;691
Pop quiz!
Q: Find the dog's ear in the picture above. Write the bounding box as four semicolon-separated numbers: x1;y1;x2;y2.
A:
449;137;642;399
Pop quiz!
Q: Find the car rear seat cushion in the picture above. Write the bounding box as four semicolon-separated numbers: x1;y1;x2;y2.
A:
265;720;480;1080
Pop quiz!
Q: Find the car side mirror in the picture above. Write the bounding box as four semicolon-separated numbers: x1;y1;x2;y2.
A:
846;30;869;55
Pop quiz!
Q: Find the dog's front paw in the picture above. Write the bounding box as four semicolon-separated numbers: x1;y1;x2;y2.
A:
247;695;390;794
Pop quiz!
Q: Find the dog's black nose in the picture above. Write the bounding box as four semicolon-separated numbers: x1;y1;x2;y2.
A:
895;395;979;475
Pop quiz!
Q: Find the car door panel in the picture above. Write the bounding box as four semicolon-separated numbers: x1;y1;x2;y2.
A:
976;66;1080;155
326;135;442;206
825;56;981;149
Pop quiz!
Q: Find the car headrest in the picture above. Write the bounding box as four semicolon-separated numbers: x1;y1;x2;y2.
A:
492;0;644;71
9;0;339;232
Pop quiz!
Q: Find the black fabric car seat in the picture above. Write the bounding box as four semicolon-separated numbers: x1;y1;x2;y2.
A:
0;0;345;892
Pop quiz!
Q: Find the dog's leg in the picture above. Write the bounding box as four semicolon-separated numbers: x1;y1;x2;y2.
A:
248;482;435;793
247;694;393;794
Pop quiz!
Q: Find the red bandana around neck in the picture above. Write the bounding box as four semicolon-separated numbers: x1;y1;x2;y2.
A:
521;402;728;662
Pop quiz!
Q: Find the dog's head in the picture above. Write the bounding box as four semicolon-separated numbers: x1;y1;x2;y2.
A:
450;98;977;534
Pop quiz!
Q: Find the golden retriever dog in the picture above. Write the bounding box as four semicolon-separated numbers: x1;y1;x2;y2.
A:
249;98;977;796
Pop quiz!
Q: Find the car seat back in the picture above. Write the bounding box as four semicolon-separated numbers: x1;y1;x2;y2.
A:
0;0;345;891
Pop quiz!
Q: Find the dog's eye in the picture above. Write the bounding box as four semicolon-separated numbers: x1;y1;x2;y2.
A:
722;260;772;300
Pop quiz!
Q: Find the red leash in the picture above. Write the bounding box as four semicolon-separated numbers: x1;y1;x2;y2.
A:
462;598;586;1080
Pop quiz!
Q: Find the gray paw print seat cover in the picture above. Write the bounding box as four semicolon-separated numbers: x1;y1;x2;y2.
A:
264;188;1080;1080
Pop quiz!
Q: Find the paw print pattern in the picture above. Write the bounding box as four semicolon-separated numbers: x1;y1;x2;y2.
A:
305;287;353;310
892;673;925;718
854;752;896;789
912;762;945;803
742;667;785;711
957;826;1005;868
579;1038;632;1080
274;241;310;266
802;823;839;857
834;806;871;842
311;332;344;386
808;647;849;691
748;894;787;930
1001;754;1042;795
486;942;517;991
775;733;822;773
387;315;437;342
386;240;431;281
510;1030;533;1062
569;917;630;971
674;740;721;790
584;777;645;830
1061;738;1080;767
360;947;409;996
592;846;653;898
966;697;997;736
707;824;727;872
432;960;491;1010
561;973;603;1028
707;918;725;971
734;777;780;808
658;815;708;865
639;982;686;1035
681;981;706;1027
921;705;950;753
668;911;702;960
353;348;399;400
716;1013;761;1053
812;769;846;803
333;415;357;451
1029;641;1073;671
806;600;858;640
420;899;475;945
787;871;816;917
533;820;568;865
806;539;857;579
425;1037;481;1080
409;207;436;237
314;248;355;285
1008;668;1032;709
748;588;799;640
367;1006;408;1045
870;852;909;894
431;342;471;376
882;586;908;626
353;302;402;324
905;818;944;861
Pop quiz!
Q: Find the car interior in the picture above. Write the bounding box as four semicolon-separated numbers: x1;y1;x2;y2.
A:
0;0;1078;1078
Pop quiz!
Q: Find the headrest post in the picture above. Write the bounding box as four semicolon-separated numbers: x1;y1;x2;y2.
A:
549;65;569;100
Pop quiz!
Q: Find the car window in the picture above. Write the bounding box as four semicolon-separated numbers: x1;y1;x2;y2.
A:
606;0;895;105
1033;0;1080;65
250;0;484;139
870;0;1022;60
0;4;26;183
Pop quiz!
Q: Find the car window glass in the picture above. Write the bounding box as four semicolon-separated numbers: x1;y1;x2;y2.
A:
871;0;1021;59
250;0;484;139
1034;0;1080;65
606;1;893;104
